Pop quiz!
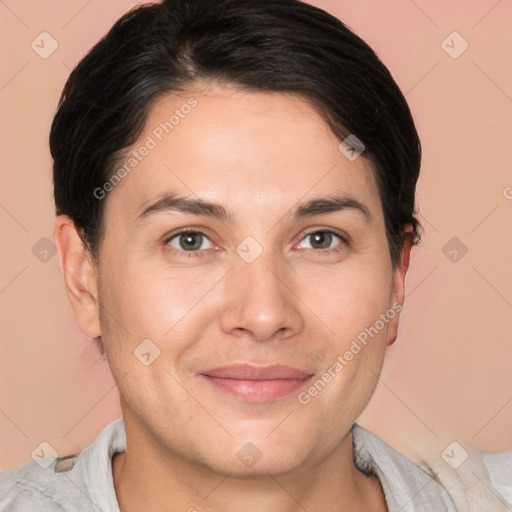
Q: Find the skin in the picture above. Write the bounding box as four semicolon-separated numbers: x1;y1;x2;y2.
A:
54;82;412;512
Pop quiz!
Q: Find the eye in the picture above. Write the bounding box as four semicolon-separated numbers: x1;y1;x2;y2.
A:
165;229;214;256
163;227;347;258
296;229;346;252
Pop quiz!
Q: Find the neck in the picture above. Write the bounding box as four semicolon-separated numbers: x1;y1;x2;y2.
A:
112;416;387;512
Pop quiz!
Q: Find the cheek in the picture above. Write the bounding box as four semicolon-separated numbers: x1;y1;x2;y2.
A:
299;262;393;344
98;257;226;361
293;261;392;404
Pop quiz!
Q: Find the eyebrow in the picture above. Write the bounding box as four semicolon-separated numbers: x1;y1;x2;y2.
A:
135;193;371;224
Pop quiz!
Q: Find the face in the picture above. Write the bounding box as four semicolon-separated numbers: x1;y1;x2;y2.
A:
60;82;409;476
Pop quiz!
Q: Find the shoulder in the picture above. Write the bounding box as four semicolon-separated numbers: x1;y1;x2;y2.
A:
483;448;512;507
0;455;79;511
352;424;512;512
351;424;458;512
0;418;125;512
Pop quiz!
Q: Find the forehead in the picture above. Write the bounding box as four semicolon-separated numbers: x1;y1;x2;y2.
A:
105;83;380;221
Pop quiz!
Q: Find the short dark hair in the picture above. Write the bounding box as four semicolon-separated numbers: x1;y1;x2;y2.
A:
50;0;422;268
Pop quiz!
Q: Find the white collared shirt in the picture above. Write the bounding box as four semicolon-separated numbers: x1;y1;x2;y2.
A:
0;418;505;511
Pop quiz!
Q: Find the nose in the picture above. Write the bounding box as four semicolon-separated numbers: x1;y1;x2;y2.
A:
218;250;305;342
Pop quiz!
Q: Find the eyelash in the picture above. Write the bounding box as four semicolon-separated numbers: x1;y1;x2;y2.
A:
163;227;348;259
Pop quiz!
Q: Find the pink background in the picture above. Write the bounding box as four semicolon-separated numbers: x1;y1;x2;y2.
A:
1;0;511;471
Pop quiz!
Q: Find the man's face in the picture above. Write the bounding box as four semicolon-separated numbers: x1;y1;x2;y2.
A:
89;83;407;475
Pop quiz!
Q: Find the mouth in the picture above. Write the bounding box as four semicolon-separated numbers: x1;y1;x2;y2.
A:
198;364;314;402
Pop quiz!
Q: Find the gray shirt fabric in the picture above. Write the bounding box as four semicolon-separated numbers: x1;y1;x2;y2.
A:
0;418;458;511
483;450;512;508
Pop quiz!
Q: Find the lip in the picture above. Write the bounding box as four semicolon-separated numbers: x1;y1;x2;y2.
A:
199;364;314;402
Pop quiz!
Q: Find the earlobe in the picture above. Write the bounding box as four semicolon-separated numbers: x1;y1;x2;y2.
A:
53;216;101;339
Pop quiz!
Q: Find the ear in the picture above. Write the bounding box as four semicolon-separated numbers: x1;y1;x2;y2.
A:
53;215;101;339
386;224;414;347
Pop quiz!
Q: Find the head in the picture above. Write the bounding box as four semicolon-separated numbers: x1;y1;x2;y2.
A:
52;0;422;476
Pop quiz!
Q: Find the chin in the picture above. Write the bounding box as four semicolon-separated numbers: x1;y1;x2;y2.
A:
206;452;308;479
193;432;317;478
